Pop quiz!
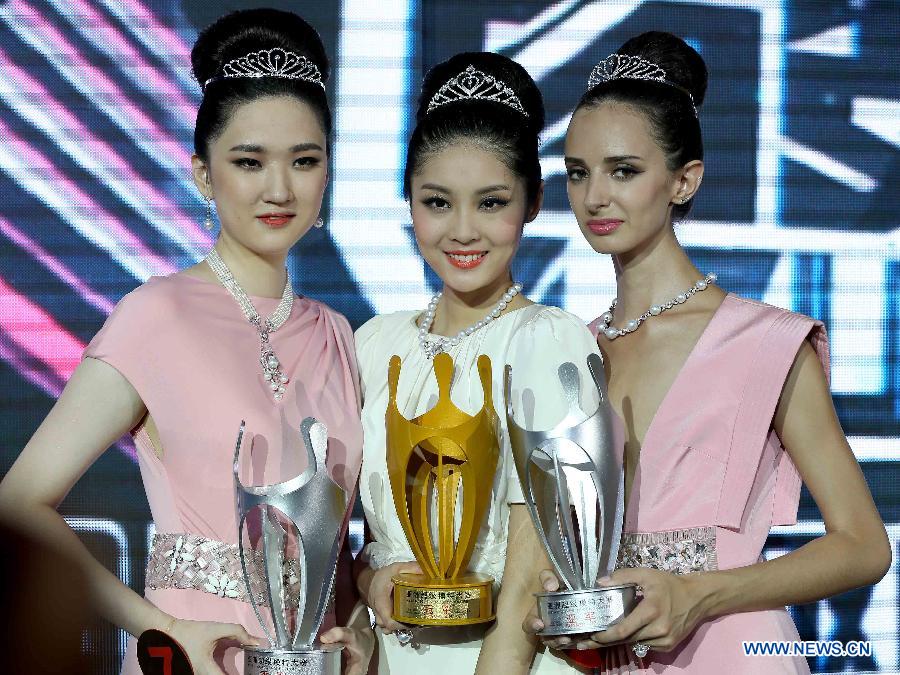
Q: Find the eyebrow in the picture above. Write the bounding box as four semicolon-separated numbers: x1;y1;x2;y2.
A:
564;154;643;164
418;183;511;194
228;142;324;153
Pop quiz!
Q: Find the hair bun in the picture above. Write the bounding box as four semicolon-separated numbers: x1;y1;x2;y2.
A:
417;52;544;133
617;31;707;108
191;8;329;89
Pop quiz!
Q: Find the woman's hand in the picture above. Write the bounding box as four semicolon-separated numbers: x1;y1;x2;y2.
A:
167;617;264;675
521;569;577;650
363;561;421;633
575;568;707;652
320;623;375;675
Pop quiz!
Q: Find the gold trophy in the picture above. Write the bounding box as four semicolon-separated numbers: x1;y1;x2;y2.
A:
385;352;500;626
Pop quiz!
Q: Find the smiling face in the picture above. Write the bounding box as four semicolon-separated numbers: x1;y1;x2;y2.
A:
564;102;696;258
410;142;537;297
192;95;328;258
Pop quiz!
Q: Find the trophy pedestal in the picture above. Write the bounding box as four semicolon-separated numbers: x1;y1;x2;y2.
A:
535;584;639;636
244;644;343;675
392;572;495;625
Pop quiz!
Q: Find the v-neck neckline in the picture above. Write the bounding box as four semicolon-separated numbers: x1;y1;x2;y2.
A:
619;293;733;520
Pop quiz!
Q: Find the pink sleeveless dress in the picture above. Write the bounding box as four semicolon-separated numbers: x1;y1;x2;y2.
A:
586;294;828;674
83;273;363;675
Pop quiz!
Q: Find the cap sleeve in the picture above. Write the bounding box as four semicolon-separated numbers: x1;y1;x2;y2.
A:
503;308;603;504
83;281;167;404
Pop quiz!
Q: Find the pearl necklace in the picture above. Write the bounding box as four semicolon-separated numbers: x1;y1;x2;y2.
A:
599;273;717;340
418;282;523;359
205;249;294;402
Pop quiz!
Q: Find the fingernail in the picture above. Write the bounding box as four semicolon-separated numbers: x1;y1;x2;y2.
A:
576;643;588;651
598;575;611;583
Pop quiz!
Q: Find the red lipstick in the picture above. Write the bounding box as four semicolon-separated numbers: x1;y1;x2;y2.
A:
258;212;295;228
445;250;487;269
587;219;623;235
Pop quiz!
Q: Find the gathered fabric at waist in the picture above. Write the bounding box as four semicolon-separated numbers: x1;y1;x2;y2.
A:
616;526;718;574
146;532;301;607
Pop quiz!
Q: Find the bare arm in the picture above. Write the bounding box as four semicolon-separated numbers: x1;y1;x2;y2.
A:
0;358;264;675
587;341;891;651
688;341;890;616
0;357;172;636
475;504;551;674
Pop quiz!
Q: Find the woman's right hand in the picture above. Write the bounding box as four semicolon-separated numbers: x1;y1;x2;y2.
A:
167;617;265;675
364;561;422;633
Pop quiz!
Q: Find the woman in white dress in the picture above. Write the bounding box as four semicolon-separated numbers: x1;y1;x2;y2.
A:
354;52;600;674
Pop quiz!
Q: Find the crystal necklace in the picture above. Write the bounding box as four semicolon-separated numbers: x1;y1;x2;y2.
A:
205;248;294;401
418;282;523;359
599;273;716;340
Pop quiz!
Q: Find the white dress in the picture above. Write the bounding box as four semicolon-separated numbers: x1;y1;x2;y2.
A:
356;304;601;674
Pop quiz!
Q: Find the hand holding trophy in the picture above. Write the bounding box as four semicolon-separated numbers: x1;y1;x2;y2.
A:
233;417;353;675
505;353;639;636
385;352;500;626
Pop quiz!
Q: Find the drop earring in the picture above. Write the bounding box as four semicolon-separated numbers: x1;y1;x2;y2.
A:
204;195;214;230
314;217;324;229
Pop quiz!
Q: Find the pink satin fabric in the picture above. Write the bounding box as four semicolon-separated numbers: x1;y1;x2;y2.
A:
585;294;827;674
84;273;362;675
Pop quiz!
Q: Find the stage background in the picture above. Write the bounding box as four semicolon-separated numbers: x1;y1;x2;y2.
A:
1;0;898;672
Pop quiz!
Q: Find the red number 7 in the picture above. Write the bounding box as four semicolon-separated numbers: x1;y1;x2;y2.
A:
148;646;173;675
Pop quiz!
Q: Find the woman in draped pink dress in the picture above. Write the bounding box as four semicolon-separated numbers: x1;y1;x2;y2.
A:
0;9;373;675
525;32;890;673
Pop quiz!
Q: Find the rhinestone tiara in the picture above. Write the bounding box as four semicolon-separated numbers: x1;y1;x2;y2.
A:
203;47;325;91
587;53;697;115
426;65;527;117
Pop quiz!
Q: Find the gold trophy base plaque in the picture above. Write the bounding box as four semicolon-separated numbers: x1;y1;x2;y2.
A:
391;572;495;626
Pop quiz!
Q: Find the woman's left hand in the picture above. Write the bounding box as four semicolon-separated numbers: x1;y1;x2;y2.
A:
575;568;708;653
319;623;376;675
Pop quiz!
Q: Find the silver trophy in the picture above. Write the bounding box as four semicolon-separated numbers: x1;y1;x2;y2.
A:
233;417;350;674
505;354;639;635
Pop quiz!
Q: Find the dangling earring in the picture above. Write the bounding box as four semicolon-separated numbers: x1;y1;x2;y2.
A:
313;217;324;229
204;195;214;230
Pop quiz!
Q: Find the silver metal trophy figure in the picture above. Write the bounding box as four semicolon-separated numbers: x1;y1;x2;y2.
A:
233;417;351;675
504;353;639;635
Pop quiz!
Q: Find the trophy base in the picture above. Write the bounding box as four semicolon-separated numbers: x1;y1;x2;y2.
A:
244;644;343;675
535;584;640;636
391;572;495;626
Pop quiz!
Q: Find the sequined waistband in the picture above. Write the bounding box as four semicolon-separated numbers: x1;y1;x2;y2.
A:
146;532;299;607
616;526;718;575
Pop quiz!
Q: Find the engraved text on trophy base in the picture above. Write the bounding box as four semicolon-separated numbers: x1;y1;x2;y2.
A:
392;572;495;626
536;585;639;636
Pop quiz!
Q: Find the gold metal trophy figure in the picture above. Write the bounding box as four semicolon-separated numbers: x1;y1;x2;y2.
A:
385;352;500;625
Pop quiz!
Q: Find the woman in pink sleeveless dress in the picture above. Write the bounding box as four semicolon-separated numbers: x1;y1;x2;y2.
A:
0;9;372;675
526;32;890;673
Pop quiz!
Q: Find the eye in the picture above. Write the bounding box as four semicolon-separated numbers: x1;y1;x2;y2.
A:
233;157;261;170
423;195;450;210
566;167;587;183
294;156;321;168
612;165;640;180
480;196;509;211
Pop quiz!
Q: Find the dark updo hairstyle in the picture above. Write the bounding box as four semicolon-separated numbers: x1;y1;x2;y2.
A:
191;9;331;161
578;32;707;220
404;52;545;210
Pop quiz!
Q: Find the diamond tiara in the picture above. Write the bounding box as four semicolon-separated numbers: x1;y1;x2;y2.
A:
203;47;325;91
426;65;527;117
587;53;697;115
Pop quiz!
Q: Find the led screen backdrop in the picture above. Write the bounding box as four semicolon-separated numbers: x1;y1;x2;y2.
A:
0;1;898;672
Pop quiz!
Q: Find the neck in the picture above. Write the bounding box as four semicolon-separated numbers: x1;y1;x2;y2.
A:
612;225;702;318
212;236;288;299
430;272;516;337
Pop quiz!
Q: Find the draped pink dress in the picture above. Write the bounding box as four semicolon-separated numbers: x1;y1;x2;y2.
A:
83;273;363;675
586;294;828;674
